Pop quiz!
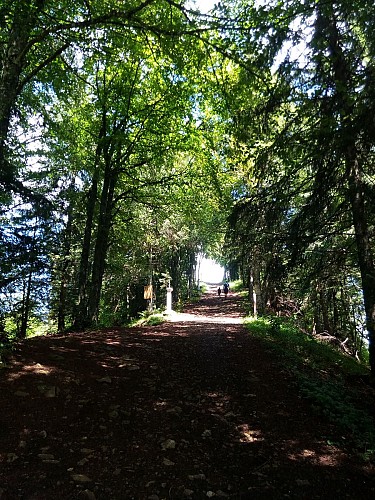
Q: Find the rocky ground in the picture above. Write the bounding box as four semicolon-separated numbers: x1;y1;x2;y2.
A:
0;287;374;499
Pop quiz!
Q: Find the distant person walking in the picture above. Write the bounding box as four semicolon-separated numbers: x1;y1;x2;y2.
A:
223;282;229;298
217;286;221;296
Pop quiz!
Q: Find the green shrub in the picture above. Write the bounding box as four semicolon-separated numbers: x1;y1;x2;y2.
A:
229;280;245;292
132;309;165;327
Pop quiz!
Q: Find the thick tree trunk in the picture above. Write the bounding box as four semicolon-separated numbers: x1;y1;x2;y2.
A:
347;152;375;374
0;1;46;186
73;118;106;329
73;175;98;329
321;6;375;374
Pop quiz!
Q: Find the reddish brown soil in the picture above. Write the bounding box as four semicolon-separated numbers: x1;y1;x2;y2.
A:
0;288;374;499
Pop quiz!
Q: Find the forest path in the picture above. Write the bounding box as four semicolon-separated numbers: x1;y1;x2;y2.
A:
0;287;374;499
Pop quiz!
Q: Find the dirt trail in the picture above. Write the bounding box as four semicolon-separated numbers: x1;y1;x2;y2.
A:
0;287;374;499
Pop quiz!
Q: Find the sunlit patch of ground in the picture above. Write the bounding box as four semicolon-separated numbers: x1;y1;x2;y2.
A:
166;311;243;324
7;362;55;381
236;424;264;443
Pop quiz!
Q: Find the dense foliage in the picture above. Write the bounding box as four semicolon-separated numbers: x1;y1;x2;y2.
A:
1;0;375;374
220;0;375;372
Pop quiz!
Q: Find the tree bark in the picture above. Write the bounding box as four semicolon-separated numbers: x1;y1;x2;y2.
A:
73;116;106;329
0;1;47;185
320;289;330;334
18;266;33;339
57;201;73;332
322;7;375;374
249;271;257;318
346;151;375;374
87;158;117;325
170;252;181;304
73;175;98;328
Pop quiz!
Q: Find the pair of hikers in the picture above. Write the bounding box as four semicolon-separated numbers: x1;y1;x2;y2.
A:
218;282;229;298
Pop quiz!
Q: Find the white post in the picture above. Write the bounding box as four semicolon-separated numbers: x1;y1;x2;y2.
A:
166;286;173;313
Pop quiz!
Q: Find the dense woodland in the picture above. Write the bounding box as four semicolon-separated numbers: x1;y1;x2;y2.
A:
1;0;375;374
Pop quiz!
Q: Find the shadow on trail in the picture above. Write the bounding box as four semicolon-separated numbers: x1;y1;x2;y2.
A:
0;289;374;499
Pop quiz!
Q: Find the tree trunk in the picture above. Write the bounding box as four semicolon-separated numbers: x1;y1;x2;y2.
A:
0;1;46;186
249;271;257;318
253;260;262;316
57;202;73;332
170;252;181;304
347;151;375;374
73;175;98;328
87;159;117;325
18;267;33;339
187;250;195;298
321;6;375;374
74;118;106;329
320;289;330;333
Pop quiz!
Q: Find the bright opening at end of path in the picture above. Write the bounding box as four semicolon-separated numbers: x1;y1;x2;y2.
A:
199;258;225;284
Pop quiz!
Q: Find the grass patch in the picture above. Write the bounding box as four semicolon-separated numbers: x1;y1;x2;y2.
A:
132;309;166;327
244;315;374;457
228;279;245;292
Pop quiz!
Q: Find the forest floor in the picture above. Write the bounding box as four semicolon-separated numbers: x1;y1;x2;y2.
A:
0;287;374;500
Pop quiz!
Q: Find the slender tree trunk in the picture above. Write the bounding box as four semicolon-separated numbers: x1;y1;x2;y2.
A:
19;269;33;339
332;289;339;336
18;226;38;338
311;283;320;335
249;271;257;318
57;275;67;332
187;250;195;298
87;160;117;325
170;252;180;304
253;259;262;316
320;289;330;333
57;202;73;331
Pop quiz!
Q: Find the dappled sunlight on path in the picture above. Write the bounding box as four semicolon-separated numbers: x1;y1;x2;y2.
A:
0;285;374;499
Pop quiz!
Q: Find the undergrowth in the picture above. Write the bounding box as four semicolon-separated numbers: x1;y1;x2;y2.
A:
0;339;14;367
132;309;165;326
244;315;375;460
